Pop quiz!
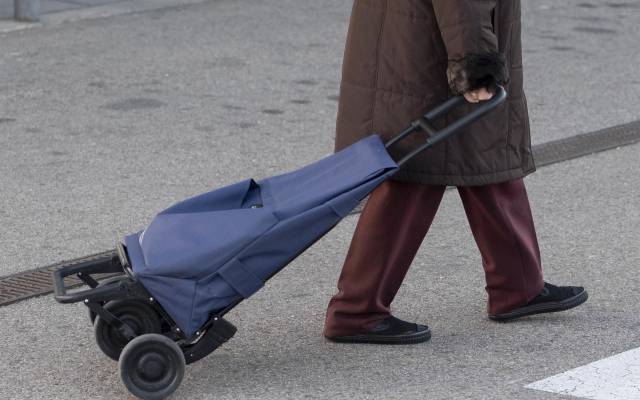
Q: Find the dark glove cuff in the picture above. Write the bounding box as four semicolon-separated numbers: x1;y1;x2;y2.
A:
446;52;507;95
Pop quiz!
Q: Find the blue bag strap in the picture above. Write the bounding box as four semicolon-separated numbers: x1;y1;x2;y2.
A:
217;258;264;298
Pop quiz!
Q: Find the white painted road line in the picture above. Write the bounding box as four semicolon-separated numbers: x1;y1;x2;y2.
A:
526;347;640;400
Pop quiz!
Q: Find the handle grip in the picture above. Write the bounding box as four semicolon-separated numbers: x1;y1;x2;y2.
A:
387;86;507;167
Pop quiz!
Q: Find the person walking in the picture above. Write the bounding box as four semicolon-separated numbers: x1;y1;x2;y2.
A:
324;0;588;344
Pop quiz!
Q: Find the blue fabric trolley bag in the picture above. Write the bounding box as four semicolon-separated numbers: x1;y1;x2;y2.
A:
53;87;506;400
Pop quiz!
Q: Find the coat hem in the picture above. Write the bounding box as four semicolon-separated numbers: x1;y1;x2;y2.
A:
390;164;536;187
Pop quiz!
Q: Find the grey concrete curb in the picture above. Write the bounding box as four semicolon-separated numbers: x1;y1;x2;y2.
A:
0;0;212;33
14;0;40;22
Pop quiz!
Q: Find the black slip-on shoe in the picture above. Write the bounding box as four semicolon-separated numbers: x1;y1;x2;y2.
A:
489;282;588;322
326;316;431;345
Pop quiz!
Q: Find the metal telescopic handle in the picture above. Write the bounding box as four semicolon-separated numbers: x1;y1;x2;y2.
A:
386;86;507;167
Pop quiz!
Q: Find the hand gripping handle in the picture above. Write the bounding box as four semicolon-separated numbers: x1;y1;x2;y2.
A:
386;86;507;167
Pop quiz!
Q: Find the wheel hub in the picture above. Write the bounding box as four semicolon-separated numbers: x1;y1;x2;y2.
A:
119;334;186;400
137;353;166;381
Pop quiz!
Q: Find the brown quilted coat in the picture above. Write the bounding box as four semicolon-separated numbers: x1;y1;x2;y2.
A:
335;0;535;186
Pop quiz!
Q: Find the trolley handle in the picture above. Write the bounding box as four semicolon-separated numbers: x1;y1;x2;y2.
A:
386;86;507;167
52;252;123;303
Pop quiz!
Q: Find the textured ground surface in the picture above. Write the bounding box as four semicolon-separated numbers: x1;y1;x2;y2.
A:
1;1;639;399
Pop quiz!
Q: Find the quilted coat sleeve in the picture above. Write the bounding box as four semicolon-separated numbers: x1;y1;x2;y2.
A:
432;0;506;95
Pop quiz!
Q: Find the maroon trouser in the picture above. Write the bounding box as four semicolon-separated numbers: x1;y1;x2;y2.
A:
324;178;545;337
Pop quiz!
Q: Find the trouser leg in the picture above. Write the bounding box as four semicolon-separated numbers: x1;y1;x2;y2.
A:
457;179;545;315
324;180;446;337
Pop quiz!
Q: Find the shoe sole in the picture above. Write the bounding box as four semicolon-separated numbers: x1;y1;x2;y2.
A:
326;328;431;345
489;290;588;322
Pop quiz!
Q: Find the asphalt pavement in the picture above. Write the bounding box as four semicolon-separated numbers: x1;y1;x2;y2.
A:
1;0;639;399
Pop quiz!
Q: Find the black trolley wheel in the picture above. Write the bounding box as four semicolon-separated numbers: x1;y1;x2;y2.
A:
119;333;185;400
94;300;162;361
88;275;130;324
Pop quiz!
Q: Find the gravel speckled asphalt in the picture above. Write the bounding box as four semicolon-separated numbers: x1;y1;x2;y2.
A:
0;0;638;277
1;142;639;400
0;1;639;399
